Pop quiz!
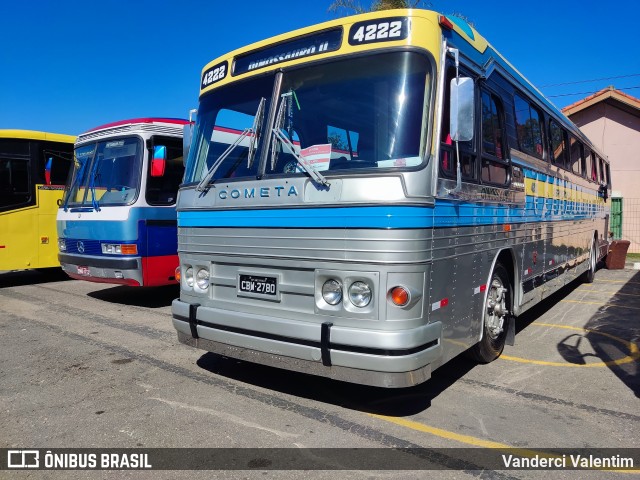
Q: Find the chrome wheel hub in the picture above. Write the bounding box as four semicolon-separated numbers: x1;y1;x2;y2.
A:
485;277;508;339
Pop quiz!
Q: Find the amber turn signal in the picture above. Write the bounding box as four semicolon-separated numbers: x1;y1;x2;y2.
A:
389;286;410;306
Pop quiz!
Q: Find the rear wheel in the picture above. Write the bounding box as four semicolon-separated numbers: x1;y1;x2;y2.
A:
469;263;511;363
583;237;597;284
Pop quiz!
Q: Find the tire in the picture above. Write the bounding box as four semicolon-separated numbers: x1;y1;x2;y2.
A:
469;263;511;364
582;237;597;284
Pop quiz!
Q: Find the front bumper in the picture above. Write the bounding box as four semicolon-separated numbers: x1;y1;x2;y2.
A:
59;253;142;286
172;298;442;388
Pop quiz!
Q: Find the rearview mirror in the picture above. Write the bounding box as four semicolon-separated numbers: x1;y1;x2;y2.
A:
45;157;52;185
151;146;167;177
450;77;474;142
183;109;197;165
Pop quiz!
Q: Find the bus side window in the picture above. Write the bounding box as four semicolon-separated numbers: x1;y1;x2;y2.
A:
590;154;598;182
43;145;73;185
480;89;509;185
569;136;583;176
440;66;477;181
0;158;30;208
146;137;184;205
599;157;606;184
549;120;567;168
514;93;544;159
593;154;598;182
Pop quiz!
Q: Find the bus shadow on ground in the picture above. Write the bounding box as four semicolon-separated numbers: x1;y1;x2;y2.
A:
196;350;478;417
584;269;640;398
0;268;70;289
87;284;178;308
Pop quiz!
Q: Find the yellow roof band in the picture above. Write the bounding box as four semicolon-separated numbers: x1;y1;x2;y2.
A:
0;129;76;143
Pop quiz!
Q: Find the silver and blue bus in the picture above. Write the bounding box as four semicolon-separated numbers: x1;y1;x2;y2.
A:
172;10;611;387
57;118;188;287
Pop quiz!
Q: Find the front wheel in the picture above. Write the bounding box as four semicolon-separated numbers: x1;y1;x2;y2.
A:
469;263;512;364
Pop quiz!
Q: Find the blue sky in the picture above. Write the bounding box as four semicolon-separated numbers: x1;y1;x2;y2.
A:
1;0;639;135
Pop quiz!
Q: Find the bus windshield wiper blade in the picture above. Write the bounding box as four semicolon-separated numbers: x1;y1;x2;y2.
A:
88;171;101;212
63;161;87;212
272;129;330;187
270;93;329;188
196;97;266;192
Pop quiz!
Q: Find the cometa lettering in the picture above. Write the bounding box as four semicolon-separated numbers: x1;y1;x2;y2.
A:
218;186;298;200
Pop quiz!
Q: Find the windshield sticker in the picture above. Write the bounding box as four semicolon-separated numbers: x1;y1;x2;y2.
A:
233;28;342;76
300;144;332;172
348;17;410;46
376;156;422;168
105;141;124;148
201;61;228;89
76;149;95;159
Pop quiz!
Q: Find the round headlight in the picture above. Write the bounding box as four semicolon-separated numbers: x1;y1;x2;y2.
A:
349;281;371;308
196;268;210;290
322;279;342;305
184;267;194;288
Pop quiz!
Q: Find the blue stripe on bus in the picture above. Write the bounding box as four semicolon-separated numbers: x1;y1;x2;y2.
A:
178;202;606;229
179;206;434;229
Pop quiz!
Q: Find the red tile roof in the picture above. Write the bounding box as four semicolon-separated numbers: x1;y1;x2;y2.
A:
562;86;640;116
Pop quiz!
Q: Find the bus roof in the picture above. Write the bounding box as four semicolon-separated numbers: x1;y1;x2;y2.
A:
0;129;76;143
196;8;606;162
84;118;189;134
199;9;448;95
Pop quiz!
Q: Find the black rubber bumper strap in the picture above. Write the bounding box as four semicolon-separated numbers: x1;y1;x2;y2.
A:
189;303;200;339
321;322;333;366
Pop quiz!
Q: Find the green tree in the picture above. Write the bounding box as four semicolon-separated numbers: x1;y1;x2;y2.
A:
327;1;474;27
328;0;430;15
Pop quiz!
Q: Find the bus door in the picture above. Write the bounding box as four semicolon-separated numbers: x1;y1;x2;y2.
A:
0;143;35;270
542;174;564;295
522;170;545;304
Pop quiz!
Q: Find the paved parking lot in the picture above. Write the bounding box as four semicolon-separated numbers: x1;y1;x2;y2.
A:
1;265;638;478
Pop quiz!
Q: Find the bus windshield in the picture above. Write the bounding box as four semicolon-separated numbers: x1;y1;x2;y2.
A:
64;137;142;208
185;51;432;184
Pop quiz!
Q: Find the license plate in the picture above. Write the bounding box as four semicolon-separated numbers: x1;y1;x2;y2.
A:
239;274;277;296
77;266;90;276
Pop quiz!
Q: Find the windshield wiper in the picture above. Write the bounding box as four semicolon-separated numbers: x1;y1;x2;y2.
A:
270;93;330;188
88;170;101;212
196;97;266;192
63;161;88;212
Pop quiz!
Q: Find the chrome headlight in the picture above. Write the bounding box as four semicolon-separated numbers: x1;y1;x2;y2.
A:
58;238;66;252
196;268;210;290
184;267;194;288
322;279;342;305
348;281;371;308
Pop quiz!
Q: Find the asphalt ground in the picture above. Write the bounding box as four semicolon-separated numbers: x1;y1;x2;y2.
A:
0;264;638;479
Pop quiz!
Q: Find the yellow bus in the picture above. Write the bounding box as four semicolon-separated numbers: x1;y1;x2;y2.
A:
0;130;75;271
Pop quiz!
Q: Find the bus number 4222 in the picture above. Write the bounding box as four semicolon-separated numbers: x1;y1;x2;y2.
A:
351;21;402;43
